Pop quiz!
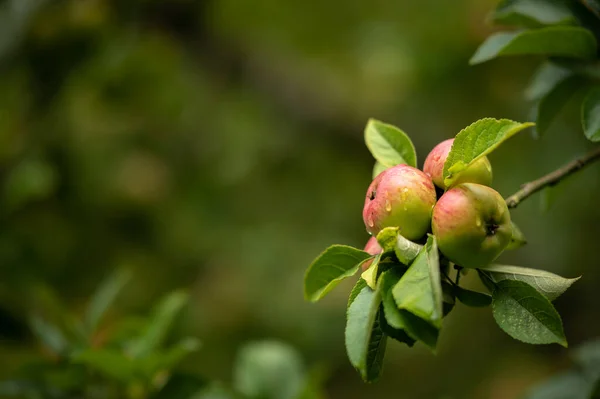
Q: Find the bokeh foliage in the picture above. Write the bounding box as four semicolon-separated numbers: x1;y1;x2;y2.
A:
0;0;600;398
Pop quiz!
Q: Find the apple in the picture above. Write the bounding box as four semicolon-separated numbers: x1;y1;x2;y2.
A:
423;138;493;189
361;236;383;271
363;164;437;240
432;183;511;268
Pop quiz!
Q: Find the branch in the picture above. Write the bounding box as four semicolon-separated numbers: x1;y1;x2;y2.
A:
506;147;600;208
505;146;600;209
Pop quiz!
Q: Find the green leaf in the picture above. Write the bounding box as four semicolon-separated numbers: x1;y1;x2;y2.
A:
376;227;423;265
492;280;567;347
506;221;527;250
139;337;201;378
128;290;189;358
345;285;387;383
536;75;586;137
379;307;416;347
29;315;69;356
372;161;387;179
84;268;132;336
525;62;572;101
233;341;304;399
364;119;417;168
478;264;580;301
155;372;210;399
304;245;371;302
360;254;381;290
379;270;438;351
454;286;492;307
470;27;597;65
492;0;576;28
443;118;534;188
392;236;443;328
71;349;136;382
348;278;368;309
582;86;600;142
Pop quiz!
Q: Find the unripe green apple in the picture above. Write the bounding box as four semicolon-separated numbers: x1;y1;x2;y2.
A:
363;164;437;240
361;236;382;271
432;183;511;268
423;138;493;189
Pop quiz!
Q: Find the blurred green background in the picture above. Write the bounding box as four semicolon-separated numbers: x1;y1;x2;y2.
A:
0;0;599;398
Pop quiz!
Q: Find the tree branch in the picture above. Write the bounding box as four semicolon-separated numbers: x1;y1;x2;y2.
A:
505;146;600;209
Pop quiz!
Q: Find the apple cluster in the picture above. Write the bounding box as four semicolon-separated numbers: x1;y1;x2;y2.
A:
362;139;511;269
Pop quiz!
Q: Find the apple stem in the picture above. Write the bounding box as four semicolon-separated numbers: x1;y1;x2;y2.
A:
505;146;600;208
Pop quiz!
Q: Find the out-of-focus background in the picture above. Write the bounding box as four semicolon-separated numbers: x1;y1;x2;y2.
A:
0;0;599;398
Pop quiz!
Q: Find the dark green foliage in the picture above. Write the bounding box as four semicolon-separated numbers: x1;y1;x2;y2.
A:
473;0;600;142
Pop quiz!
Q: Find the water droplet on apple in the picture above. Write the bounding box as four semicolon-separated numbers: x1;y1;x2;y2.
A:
475;218;482;227
367;216;375;227
385;200;392;212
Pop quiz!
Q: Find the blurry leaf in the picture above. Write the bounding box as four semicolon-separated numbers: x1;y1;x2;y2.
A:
128;290;189;358
297;364;329;399
572;339;600;380
478;264;579;301
154;372;209;399
525;62;572;101
522;371;591;399
140;337;201;378
375;227;422;265
535;75;586;137
470;27;597;65
454;286;492;307
345;285;387;383
4;157;57;212
29;284;86;344
443;118;534;188
0;0;49;60
492;280;567;347
304;245;371;302
360;253;381;290
104;316;148;347
71;349;136;382
379;270;437;351
582;86;600;142
372;161;387;179
233;341;304;399
507;221;527;250
492;0;576;27
582;0;600;17
193;383;239;399
0;380;41;398
29;315;69;356
392;236;442;328
364;119;417;168
84;268;132;336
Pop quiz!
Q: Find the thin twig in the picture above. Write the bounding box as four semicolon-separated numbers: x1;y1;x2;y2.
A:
505;146;600;209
